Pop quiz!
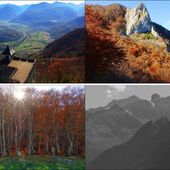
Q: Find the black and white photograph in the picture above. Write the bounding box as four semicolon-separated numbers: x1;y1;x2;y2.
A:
86;85;170;170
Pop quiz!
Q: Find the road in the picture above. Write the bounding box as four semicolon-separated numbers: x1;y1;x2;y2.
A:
12;34;30;49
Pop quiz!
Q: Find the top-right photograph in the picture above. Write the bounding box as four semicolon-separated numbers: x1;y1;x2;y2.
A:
86;1;170;83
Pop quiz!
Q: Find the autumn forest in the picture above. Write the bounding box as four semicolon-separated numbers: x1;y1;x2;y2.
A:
0;86;85;169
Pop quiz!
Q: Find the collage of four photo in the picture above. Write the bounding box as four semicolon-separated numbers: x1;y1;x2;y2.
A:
0;0;170;169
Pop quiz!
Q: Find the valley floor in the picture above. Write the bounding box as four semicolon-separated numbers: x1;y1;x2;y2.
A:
0;155;85;170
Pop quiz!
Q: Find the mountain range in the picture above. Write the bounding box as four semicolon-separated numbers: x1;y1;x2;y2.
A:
86;94;170;166
89;117;170;169
0;4;29;20
0;2;84;24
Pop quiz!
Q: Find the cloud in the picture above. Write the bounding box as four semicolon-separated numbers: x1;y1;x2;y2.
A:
109;85;127;92
106;85;127;99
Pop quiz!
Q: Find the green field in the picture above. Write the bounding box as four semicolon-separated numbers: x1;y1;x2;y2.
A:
15;32;51;52
0;155;85;170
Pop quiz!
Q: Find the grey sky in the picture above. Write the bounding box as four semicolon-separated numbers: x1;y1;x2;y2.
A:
86;85;170;109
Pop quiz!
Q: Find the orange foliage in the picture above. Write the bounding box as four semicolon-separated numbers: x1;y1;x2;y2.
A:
86;4;170;82
0;87;85;157
35;57;84;83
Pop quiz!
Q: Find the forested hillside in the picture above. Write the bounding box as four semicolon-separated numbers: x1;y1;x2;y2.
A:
86;4;170;82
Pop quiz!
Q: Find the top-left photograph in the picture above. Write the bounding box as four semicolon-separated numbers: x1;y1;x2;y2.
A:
0;0;85;83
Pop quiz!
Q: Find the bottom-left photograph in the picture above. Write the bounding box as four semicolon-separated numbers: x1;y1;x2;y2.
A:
0;85;85;170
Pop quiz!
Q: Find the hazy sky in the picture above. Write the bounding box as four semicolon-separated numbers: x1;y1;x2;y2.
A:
87;1;170;30
0;0;84;5
86;85;170;109
0;85;84;91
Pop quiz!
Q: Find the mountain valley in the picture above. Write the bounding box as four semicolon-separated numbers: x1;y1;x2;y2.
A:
0;1;85;83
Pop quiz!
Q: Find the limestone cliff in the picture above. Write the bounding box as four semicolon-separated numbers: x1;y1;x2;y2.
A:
125;3;170;51
125;3;152;35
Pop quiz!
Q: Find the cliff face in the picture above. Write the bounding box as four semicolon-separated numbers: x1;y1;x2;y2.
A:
125;3;170;51
126;3;152;35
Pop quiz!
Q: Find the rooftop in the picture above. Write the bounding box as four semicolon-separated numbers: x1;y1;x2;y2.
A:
8;60;34;83
2;45;15;56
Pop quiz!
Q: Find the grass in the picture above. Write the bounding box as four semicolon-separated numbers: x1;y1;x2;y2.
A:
0;155;85;170
15;32;51;52
130;32;157;40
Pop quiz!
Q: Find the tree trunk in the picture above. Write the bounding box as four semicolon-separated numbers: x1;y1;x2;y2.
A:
56;136;60;155
2;109;6;156
67;132;74;157
0;110;3;156
51;146;55;158
28;112;35;154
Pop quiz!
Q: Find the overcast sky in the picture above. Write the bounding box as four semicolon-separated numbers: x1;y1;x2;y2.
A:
87;1;170;30
86;85;170;109
0;1;84;5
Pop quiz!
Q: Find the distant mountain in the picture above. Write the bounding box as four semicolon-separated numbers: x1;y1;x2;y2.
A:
106;95;140;108
31;21;58;32
86;103;141;164
42;28;84;58
89;117;170;169
0;4;27;20
53;2;85;16
12;3;78;25
49;16;84;39
67;16;85;27
86;94;170;164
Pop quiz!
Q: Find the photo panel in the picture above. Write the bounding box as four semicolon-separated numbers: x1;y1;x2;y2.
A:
0;85;85;169
86;85;170;169
85;1;170;83
0;0;85;83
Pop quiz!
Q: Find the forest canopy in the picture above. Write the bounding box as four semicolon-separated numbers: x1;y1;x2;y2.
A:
0;86;85;158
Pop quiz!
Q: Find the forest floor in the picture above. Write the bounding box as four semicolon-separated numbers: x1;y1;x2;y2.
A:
0;155;85;170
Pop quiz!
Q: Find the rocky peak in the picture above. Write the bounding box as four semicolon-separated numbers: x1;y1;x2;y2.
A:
151;93;161;104
126;3;152;35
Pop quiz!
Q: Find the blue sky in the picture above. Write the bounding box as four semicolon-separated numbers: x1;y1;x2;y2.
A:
87;1;170;30
0;1;84;5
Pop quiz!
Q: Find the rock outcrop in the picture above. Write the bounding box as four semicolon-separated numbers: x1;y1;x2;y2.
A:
151;93;161;104
126;3;152;35
125;3;170;52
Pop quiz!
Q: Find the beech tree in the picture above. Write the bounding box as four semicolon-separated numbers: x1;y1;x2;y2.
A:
0;86;85;158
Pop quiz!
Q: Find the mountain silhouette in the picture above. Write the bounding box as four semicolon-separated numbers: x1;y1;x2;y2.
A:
89;117;170;169
86;94;170;165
